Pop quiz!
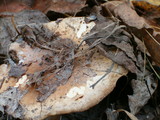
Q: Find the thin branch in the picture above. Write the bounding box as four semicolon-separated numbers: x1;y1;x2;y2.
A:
145;29;160;46
88;25;126;49
90;62;114;89
77;22;116;49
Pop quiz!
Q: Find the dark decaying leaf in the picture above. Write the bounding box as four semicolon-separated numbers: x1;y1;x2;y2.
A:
106;108;119;120
0;87;27;119
0;10;76;102
102;1;160;115
45;0;86;14
102;1;160;66
84;4;157;114
84;18;141;74
0;10;49;56
0;0;52;13
141;28;160;66
17;24;76;101
37;62;74;102
116;109;138;120
9;65;26;78
128;74;157;114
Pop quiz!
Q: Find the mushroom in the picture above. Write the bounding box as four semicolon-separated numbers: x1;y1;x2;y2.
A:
0;17;128;120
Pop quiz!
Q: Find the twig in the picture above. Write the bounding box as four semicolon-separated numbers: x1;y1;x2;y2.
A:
88;25;126;49
147;58;160;80
11;16;21;35
142;44;152;97
0;77;5;89
90;62;114;89
145;29;160;46
0;14;21;37
33;38;61;52
40;102;42;119
77;22;116;49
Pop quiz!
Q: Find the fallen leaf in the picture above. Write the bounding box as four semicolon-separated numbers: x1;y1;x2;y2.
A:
0;87;27;119
89;3;158;115
0;10;49;56
45;0;86;14
116;109;138;120
128;76;157;114
0;0;52;13
84;14;141;74
102;1;160;66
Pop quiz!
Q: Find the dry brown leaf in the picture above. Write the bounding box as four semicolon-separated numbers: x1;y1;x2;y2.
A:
0;0;52;13
102;1;160;66
128;77;157;115
131;0;160;19
84;14;142;74
45;0;86;14
96;1;160;114
0;10;49;56
116;109;138;120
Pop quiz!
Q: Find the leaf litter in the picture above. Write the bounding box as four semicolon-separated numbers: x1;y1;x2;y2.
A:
83;1;159;117
0;0;160;120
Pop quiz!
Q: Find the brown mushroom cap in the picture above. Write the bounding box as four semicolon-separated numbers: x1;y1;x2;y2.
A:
0;17;128;120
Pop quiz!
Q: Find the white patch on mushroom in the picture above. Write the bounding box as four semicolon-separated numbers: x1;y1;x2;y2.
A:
66;86;85;98
18;59;24;65
18;51;24;55
77;23;87;38
15;75;29;88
